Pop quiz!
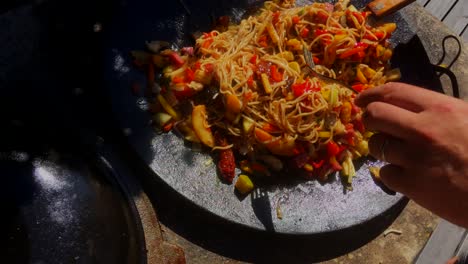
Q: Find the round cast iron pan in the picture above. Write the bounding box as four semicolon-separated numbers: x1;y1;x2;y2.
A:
104;0;443;234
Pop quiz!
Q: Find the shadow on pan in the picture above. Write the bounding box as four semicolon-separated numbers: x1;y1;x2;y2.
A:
391;35;444;93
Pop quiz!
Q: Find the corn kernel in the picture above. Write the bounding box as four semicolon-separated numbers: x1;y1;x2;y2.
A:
379;23;397;34
334;34;347;42
280;51;295;61
261;73;272;94
157;94;180;120
356;67;368;84
363;67;376;79
369;166;381;181
287;39;302;51
240;160;253;174
235;175;254;194
363;131;374;139
382;49;393;62
267;24;280;44
356;140;369;156
288;61;301;73
286;92;295;101
318;131;331;138
303;164;314;172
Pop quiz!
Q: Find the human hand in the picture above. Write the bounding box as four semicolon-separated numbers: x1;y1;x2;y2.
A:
355;82;468;228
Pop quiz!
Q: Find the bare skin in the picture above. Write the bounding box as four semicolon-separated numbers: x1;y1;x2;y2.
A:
446;257;458;264
355;82;468;228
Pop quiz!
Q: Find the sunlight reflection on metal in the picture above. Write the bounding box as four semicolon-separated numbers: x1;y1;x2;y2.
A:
34;164;66;191
112;50;130;75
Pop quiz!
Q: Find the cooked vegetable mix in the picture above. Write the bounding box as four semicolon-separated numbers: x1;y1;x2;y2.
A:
132;0;399;193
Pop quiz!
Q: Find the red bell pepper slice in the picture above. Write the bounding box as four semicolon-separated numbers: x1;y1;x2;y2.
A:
247;76;254;87
163;122;174;132
374;31;385;39
204;63;214;73
329;156;343;171
243;90;254;102
250;54;257;64
292;16;300;24
272;11;280;24
201;38;214;49
351;83;366;92
185;68;195;82
270;65;283;82
351;11;365;24
201;32;217;49
312;159;325;169
300;27;310;38
343;131;355;146
355;42;369;48
315;11;329;24
363;30;385;41
251;162;269;175
258;35;268;47
313;56;321;65
363;33;377;41
172;76;185;84
173;85;194;100
291;80;319;97
327;141;341;157
322;38;332;46
339;42;369;59
203;31;217;39
167;52;185;67
315;29;328;36
194;61;202;70
262;123;279;132
291;83;307;97
351;51;366;62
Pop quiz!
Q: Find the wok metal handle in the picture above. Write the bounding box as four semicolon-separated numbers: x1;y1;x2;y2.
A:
367;0;416;17
433;35;462;99
432;64;460;99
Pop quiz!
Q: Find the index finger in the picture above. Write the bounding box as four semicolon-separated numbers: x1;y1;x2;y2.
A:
363;101;420;140
355;82;446;112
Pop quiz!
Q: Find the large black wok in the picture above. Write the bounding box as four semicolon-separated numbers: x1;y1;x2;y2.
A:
103;0;451;234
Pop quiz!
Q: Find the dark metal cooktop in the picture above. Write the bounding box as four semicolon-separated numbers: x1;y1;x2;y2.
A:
2;126;145;264
1;0;147;262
